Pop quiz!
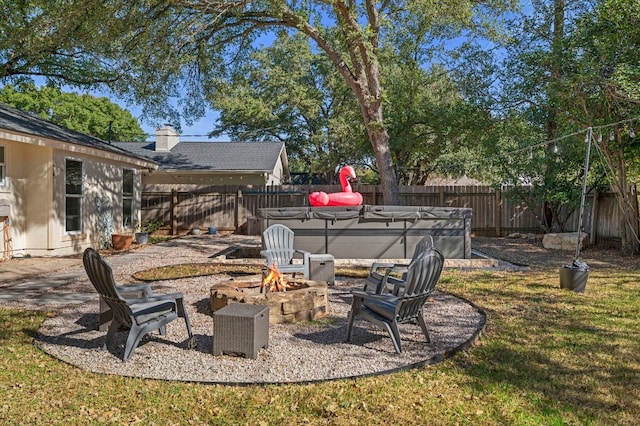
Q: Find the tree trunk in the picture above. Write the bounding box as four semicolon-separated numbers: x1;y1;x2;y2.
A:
599;134;639;255
611;154;639;255
354;84;401;205
369;126;401;205
278;2;402;204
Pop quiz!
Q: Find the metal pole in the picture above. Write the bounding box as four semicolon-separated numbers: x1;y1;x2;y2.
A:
575;128;593;260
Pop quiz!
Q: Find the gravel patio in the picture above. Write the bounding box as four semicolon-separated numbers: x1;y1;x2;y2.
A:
1;235;486;384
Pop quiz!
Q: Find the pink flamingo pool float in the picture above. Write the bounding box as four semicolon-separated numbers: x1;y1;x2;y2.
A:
308;166;363;207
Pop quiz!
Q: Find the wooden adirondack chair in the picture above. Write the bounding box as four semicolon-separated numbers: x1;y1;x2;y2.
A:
346;243;445;353
364;235;435;295
83;248;194;361
260;224;310;278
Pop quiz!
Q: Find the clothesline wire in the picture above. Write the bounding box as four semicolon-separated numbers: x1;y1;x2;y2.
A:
504;115;640;157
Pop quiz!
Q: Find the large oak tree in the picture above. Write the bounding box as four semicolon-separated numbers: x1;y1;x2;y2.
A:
99;0;514;204
0;0;514;203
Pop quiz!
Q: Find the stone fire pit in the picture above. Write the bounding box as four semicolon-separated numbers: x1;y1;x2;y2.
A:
210;276;330;324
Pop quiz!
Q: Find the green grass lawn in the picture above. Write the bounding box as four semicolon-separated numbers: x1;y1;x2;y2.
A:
1;266;639;425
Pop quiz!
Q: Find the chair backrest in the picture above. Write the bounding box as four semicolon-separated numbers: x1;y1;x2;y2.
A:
262;224;295;265
83;248;133;326
393;246;444;321
411;235;434;262
403;245;444;296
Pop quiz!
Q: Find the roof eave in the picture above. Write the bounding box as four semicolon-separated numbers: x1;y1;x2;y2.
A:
0;128;159;170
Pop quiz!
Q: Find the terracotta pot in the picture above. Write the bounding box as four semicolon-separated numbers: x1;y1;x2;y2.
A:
111;234;133;251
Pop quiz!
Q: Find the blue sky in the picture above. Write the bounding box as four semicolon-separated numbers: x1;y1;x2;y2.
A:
18;77;225;142
131;104;223;142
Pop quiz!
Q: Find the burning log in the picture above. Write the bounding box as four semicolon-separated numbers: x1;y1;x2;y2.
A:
261;263;291;293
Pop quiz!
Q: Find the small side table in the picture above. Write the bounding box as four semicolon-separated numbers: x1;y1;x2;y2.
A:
309;254;335;285
213;303;269;359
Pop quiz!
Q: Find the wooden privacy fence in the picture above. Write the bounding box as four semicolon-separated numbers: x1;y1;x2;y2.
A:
140;183;638;245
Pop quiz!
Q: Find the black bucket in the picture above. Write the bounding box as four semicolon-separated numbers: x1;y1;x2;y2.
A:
559;260;589;293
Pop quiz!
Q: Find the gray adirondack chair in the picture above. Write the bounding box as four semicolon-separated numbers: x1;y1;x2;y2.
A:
260;224;310;278
346;243;444;353
364;235;435;295
83;248;194;361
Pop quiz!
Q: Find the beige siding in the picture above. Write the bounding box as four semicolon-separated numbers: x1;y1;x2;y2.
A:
0;141;54;254
22;144;53;250
1;138;146;257
266;155;286;185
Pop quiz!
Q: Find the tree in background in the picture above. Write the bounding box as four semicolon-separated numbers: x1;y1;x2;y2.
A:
0;83;146;142
208;23;497;186
566;0;640;254
0;0;121;86
86;0;515;204
0;0;515;202
206;32;369;182
477;0;640;252
472;0;586;231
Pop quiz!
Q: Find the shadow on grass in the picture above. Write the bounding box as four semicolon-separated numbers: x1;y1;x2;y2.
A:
445;269;640;420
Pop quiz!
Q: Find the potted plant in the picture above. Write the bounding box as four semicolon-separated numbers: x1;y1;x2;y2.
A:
134;220;163;244
112;217;135;250
134;222;149;244
111;230;133;250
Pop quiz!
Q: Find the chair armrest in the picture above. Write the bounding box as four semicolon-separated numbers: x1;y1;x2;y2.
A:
117;283;153;298
371;268;406;294
367;262;397;288
261;250;276;265
294;249;311;259
383;275;405;287
389;280;407;296
369;262;396;274
124;292;184;305
146;293;188;317
369;262;408;279
351;290;398;302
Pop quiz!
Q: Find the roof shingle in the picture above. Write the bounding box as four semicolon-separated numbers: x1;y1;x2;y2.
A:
0;103;152;162
113;141;285;172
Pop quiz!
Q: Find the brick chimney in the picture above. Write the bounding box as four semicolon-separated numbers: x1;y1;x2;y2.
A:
155;125;179;151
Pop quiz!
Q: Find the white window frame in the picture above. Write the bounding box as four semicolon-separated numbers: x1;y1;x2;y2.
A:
65;158;83;233
0;145;6;186
122;168;134;229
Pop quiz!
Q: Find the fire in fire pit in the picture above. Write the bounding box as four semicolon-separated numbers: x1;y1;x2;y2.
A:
261;263;290;292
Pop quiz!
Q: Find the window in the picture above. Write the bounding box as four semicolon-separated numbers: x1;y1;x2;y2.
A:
65;159;83;232
0;145;5;186
122;168;134;228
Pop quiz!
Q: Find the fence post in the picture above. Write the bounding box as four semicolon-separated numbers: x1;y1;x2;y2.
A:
495;188;502;237
632;184;640;251
235;187;242;231
589;188;599;245
171;189;178;236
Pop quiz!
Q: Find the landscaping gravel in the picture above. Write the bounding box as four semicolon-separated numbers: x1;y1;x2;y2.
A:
5;236;486;384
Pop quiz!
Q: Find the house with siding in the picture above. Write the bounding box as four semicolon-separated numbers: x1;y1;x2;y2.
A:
113;126;290;187
0;103;158;257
